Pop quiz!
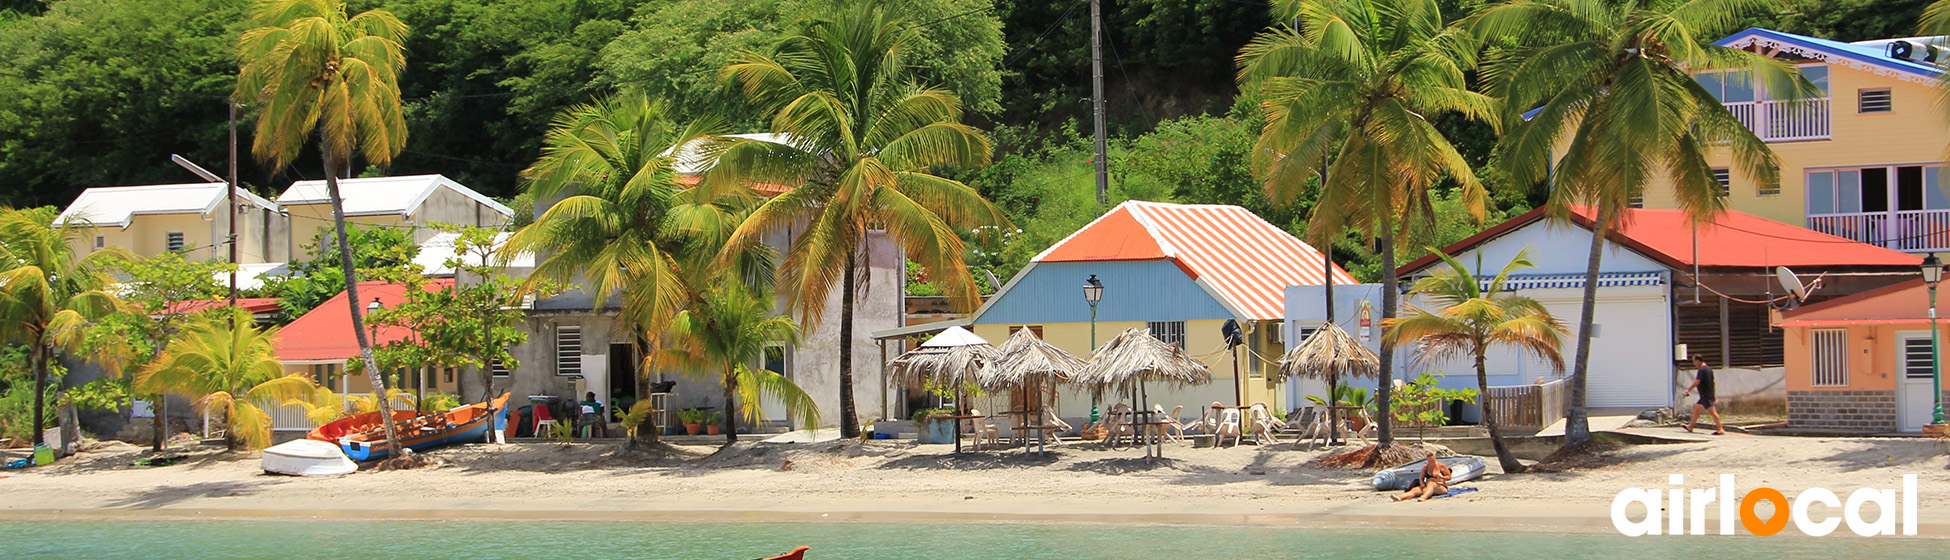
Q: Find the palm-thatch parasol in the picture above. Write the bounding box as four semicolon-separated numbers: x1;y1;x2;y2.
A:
979;328;1087;419
1277;323;1379;445
886;326;997;394
1073;328;1212;410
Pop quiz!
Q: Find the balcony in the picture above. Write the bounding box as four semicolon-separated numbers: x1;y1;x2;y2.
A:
1724;98;1831;142
1807;210;1950;252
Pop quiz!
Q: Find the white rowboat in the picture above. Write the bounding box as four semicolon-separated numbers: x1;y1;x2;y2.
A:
262;439;357;476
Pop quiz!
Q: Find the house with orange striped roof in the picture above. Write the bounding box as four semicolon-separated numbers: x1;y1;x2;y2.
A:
968;200;1356;421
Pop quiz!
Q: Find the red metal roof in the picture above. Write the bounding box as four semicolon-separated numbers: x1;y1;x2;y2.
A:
1033;201;1355;321
162;297;282;315
674;175;794;197
1400;206;1922;274
274;279;455;362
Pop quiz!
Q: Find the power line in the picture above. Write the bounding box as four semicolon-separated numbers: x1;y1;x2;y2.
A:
1004;0;1089;68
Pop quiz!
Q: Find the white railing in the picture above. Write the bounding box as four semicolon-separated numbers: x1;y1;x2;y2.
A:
1808;209;1950;252
1724;98;1831;142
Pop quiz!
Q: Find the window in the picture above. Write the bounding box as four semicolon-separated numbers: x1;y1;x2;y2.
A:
1809;329;1848;387
442;367;455;384
1008;325;1044;339
165;232;185;253
762;344;789;377
1859;88;1892;113
556;324;582;376
1711;168;1731;198
310;364;340;387
1146;321;1187;349
490;357;511;378
1904;337;1934;378
1807;166;1950;215
1758;179;1781;197
93;235;104;250
1627;189;1645;209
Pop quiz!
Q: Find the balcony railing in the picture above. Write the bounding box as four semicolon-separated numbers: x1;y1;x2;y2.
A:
1808;209;1950;252
1724;98;1831;142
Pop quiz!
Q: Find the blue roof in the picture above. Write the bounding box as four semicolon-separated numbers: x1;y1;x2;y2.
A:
1715;28;1942;79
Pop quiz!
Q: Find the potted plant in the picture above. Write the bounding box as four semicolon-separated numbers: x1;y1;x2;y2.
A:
705;410;723;436
912;407;956;444
679;408;704;435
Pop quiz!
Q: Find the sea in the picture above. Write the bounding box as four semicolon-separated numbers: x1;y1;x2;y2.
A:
0;519;1940;559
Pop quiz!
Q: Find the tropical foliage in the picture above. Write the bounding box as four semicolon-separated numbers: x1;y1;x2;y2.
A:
1237;0;1493;448
1386;249;1567;473
135;308;324;450
713;3;1010;436
0;206;125;446
661;285;819;443
1471;0;1796;448
367;225;532;403
83;250;230;450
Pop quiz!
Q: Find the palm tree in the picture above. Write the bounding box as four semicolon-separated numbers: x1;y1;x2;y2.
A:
234;0;411;452
502;92;770;445
1237;0;1492;449
714;3;1010;438
1469;0;1797;447
1386;249;1567;473
137;308;323;451
662;284;820;443
0;206;125;446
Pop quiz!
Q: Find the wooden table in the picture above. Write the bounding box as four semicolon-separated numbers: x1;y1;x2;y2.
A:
1017;424;1060;455
1129;410;1168;460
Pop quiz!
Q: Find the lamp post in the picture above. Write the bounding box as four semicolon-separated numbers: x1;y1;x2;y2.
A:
1084;275;1104;423
1924;254;1943;426
367;297;383;403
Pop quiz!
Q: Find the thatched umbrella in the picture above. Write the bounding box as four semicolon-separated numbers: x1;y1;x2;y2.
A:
1073;327;1212;411
887;326;997;396
980;328;1087;421
1277;323;1380;445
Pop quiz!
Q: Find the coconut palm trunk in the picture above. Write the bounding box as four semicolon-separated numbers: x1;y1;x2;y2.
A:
30;343;48;445
323;149;401;451
1563;205;1610;448
1375;231;1397;448
1476;346;1523;473
722;372;738;443
837;246;858;438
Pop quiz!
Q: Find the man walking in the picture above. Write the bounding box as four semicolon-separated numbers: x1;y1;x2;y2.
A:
1681;354;1723;435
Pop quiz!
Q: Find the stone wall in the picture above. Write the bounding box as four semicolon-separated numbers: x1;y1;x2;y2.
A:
1788;390;1896;432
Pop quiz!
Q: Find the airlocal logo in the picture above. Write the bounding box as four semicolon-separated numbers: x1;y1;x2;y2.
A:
1612;474;1918;537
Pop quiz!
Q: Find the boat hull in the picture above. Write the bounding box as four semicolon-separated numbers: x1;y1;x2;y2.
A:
318;394;510;462
262;439;357;476
1370;455;1488;491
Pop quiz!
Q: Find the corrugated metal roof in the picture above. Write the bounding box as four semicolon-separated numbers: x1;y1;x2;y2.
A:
1032;201;1355;321
275;279;456;362
278;175;514;217
411;231;535;276
55;183;277;228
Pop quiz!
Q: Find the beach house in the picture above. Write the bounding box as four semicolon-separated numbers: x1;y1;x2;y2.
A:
54;182;287;264
275;174;513;257
966;200;1354;422
1775;278;1947;433
1635;28;1950;255
274;279;463;397
1393;206;1919;412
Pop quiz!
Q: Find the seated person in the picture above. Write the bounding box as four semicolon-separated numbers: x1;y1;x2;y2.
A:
1392;452;1453;502
577;392;608;437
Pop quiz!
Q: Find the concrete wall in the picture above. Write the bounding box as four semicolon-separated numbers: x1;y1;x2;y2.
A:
409;185;510;241
1672;366;1786;408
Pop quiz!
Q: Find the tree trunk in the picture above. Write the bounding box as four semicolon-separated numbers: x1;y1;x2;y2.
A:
1477;347;1524;473
722;371;738;444
1564;206;1609;449
634;335;659;446
30;343;47;446
324;146;402;455
1375;230;1396;448
150;394;166;452
838;245;859;439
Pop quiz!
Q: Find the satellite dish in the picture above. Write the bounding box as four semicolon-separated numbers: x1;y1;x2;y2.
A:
1777;267;1808;301
1221;319;1244;348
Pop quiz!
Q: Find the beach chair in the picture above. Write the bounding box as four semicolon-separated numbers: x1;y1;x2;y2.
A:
1248;403;1281;445
1214;407;1243;447
964;409;998;450
531;405;557;436
1155;404;1189;442
1041;411;1072;447
1181;405;1217;435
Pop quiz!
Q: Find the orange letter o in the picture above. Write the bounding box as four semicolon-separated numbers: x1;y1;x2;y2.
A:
1741;487;1790;536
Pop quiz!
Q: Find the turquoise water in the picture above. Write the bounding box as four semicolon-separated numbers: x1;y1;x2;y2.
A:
0;519;1940;559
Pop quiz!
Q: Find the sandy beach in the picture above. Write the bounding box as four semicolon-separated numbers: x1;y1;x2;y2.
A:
4;429;1948;536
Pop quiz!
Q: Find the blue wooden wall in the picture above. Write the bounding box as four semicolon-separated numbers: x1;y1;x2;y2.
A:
974;260;1234;325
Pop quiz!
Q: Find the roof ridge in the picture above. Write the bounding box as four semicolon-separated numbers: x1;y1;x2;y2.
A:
1123;203;1177;258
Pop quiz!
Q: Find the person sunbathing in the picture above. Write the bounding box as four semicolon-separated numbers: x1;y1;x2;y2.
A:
1392;452;1452;502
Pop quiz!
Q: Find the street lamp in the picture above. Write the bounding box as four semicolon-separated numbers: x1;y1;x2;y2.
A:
1924;254;1943;426
366;297;383;356
1084;274;1104;423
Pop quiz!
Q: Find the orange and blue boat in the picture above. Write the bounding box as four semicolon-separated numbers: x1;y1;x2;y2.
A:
308;393;510;461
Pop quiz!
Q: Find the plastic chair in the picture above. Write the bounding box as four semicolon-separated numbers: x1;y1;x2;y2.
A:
532;404;557;435
1248;403;1281;445
964;409;998;450
1157;404;1188;442
1041;411;1072;447
1215;407;1243;447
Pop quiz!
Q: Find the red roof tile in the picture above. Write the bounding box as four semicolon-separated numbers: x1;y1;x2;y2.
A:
162;297;282;315
1400;206;1922;274
274;279;455;362
1032;201;1355;321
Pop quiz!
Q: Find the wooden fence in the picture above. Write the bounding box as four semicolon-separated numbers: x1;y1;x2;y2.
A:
1484;378;1570;432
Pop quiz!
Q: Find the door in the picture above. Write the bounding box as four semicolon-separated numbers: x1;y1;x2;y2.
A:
1898;333;1937;432
755;344;791;430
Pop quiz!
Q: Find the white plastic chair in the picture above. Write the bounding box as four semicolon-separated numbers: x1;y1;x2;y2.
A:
1156;404;1188;442
1248;403;1281;445
1214;407;1243;447
965;409;998;450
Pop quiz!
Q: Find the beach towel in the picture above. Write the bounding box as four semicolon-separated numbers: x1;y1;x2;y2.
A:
1435;487;1478;499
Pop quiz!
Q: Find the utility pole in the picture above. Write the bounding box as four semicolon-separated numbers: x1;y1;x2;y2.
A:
227;103;240;311
1090;0;1108;207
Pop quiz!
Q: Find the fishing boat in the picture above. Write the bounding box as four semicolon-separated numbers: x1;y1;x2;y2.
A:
309;393;510;462
1369;455;1487;491
261;439;356;476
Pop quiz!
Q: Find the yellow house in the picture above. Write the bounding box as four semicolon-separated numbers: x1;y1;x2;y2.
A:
276;174;513;259
54;182;286;264
966;201;1354;422
1639;28;1950;254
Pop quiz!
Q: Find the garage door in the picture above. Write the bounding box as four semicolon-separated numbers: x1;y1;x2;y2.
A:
1535;293;1673;408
